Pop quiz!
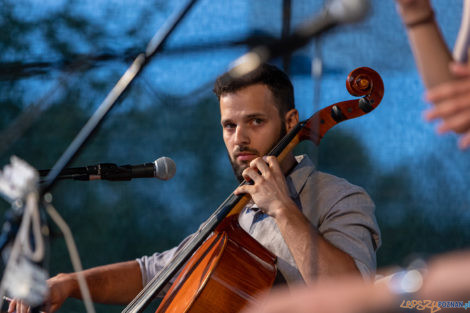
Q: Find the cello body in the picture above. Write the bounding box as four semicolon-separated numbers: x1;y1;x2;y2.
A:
155;215;277;313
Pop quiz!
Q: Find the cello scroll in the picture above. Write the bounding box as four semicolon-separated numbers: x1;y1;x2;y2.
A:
299;67;384;144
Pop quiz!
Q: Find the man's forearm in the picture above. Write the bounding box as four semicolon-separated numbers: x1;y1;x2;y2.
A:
58;260;143;305
275;202;359;283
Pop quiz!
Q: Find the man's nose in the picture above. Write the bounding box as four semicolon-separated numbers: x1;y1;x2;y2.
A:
234;125;250;145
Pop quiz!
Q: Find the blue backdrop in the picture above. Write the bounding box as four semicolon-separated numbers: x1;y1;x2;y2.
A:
0;2;469;308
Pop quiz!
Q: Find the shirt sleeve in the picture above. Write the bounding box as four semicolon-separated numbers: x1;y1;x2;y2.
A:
136;234;194;292
305;172;381;278
319;189;380;278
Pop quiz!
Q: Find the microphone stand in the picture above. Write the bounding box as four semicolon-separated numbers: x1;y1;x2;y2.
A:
39;164;129;181
41;0;198;195
0;0;199;311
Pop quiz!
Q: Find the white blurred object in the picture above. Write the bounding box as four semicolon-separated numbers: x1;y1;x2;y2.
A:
0;156;47;308
326;0;370;23
453;0;470;62
0;156;38;205
3;256;48;307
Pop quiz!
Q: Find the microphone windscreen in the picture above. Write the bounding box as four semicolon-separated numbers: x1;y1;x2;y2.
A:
329;0;370;23
154;157;176;180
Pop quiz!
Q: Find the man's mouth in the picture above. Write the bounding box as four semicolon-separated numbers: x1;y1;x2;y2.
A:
235;152;258;162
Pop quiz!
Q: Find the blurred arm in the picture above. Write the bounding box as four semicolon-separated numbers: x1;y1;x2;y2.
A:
396;0;454;88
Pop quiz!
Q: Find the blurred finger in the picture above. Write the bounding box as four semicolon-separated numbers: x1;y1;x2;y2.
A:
19;301;28;313
15;300;21;313
426;78;470;103
424;93;470;120
16;300;22;313
450;62;470;78
458;131;470;149
7;298;16;313
20;300;31;313
437;107;470;134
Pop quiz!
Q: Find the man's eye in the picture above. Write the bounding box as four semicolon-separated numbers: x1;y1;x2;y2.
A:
252;118;264;125
223;123;236;129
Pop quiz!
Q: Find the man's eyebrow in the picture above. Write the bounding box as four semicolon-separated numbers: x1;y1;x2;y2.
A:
244;113;267;119
221;113;267;124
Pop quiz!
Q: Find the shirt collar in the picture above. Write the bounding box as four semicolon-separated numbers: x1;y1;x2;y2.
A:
286;155;316;198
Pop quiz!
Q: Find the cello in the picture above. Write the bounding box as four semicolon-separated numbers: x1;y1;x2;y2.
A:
122;67;384;313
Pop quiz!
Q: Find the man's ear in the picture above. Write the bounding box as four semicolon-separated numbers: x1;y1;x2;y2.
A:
284;109;299;132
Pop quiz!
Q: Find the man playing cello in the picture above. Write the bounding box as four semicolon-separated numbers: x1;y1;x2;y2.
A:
9;63;380;312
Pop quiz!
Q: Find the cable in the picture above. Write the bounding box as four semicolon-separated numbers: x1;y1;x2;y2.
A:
20;193;44;262
44;197;96;313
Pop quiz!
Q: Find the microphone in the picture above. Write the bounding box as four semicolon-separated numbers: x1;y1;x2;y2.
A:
38;157;176;181
229;0;370;77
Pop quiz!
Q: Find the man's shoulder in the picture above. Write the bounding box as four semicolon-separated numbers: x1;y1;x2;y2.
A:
312;170;366;195
294;154;368;196
294;156;373;212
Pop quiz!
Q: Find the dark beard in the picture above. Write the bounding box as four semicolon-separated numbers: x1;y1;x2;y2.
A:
229;122;287;182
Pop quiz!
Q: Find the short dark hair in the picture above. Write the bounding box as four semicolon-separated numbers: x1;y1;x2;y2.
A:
213;63;295;117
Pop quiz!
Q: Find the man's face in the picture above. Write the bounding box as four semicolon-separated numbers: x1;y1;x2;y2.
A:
220;84;287;181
